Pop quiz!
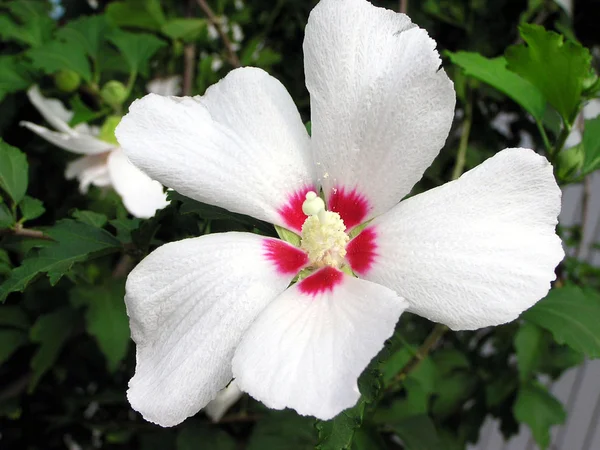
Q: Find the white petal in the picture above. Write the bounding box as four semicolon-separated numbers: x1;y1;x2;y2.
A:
107;149;169;219
304;0;455;223
355;148;564;330
126;233;308;427
65;154;111;193
232;268;407;420
116;67;315;231
204;381;244;422
146;75;182;96
27;85;74;133
21;121;114;155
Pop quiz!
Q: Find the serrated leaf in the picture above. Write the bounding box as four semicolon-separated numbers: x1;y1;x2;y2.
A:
56;15;111;61
177;422;236;450
19;196;44;222
506;24;591;121
70;282;129;372
0;139;28;205
522;285;600;358
109;217;141;244
447;51;546;121
106;0;166;31
581;116;600;174
0;1;54;47
316;401;366;450
108;30;166;76
29;307;78;391
161;19;207;42
27;39;92;82
392;415;443;450
0;329;27;365
72;210;108;228
246;412;317;450
513;382;566;449
514;322;544;381
0;220;121;302
0;249;12;278
0;56;32;102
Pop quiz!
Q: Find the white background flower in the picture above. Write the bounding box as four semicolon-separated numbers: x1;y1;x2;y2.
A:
115;0;563;427
21;85;172;219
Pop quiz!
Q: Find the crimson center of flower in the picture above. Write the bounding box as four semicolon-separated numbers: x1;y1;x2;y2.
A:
300;191;349;268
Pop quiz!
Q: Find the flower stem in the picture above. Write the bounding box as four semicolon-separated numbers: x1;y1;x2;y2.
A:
451;94;472;180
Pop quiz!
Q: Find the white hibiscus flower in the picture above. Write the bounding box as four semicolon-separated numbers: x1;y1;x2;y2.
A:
115;0;564;427
21;85;172;219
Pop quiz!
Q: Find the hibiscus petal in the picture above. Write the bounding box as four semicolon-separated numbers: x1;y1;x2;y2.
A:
232;267;407;420
27;85;74;133
65;154;111;193
107;149;169;219
355;148;564;330
204;381;244;422
21;121;114;155
126;233;307;427
304;0;455;224
116;67;315;230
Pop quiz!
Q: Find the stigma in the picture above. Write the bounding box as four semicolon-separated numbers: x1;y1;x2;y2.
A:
300;191;349;268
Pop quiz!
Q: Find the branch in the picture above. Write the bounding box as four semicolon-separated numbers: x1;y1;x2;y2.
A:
196;0;240;68
112;254;134;279
451;93;472;180
387;324;448;390
1;225;52;240
399;0;408;14
183;0;197;96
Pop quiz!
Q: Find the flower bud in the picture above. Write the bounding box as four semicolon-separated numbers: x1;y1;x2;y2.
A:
556;144;584;181
53;70;81;93
100;81;128;108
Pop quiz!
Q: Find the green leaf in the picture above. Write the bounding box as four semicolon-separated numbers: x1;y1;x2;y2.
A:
0;220;121;302
106;0;166;31
0;249;12;277
69;96;108;127
274;225;301;247
161;19;207;42
19;196;45;222
29;307;78;391
0;1;54;47
56;15;112;61
247;411;317;450
0;305;30;329
447;51;546;121
513;382;566;450
0;203;15;229
514;322;544;381
0;329;27;365
0;56;32;102
0;139;28;205
522;285;600;358
27;39;92;82
177;422;235;450
70;282;129;372
581;116;600;175
373;379;430;423
506;24;592;122
72;210;108;228
316;401;366;450
392;415;443;450
110;217;141;244
108;30;167;76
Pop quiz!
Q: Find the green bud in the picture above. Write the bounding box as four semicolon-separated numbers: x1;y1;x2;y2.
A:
98;115;122;146
100;80;128;108
53;70;81;93
556;144;584;181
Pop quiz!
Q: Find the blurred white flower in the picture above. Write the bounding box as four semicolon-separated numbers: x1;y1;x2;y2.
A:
117;0;563;426
146;75;182;97
231;23;244;43
204;381;244;422
211;56;224;72
21;86;169;219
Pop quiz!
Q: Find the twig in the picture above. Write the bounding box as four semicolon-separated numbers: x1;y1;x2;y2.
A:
112;254;134;278
1;225;52;240
387;324;448;390
196;0;240;67
451;93;472;180
183;0;197;96
399;0;408;14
